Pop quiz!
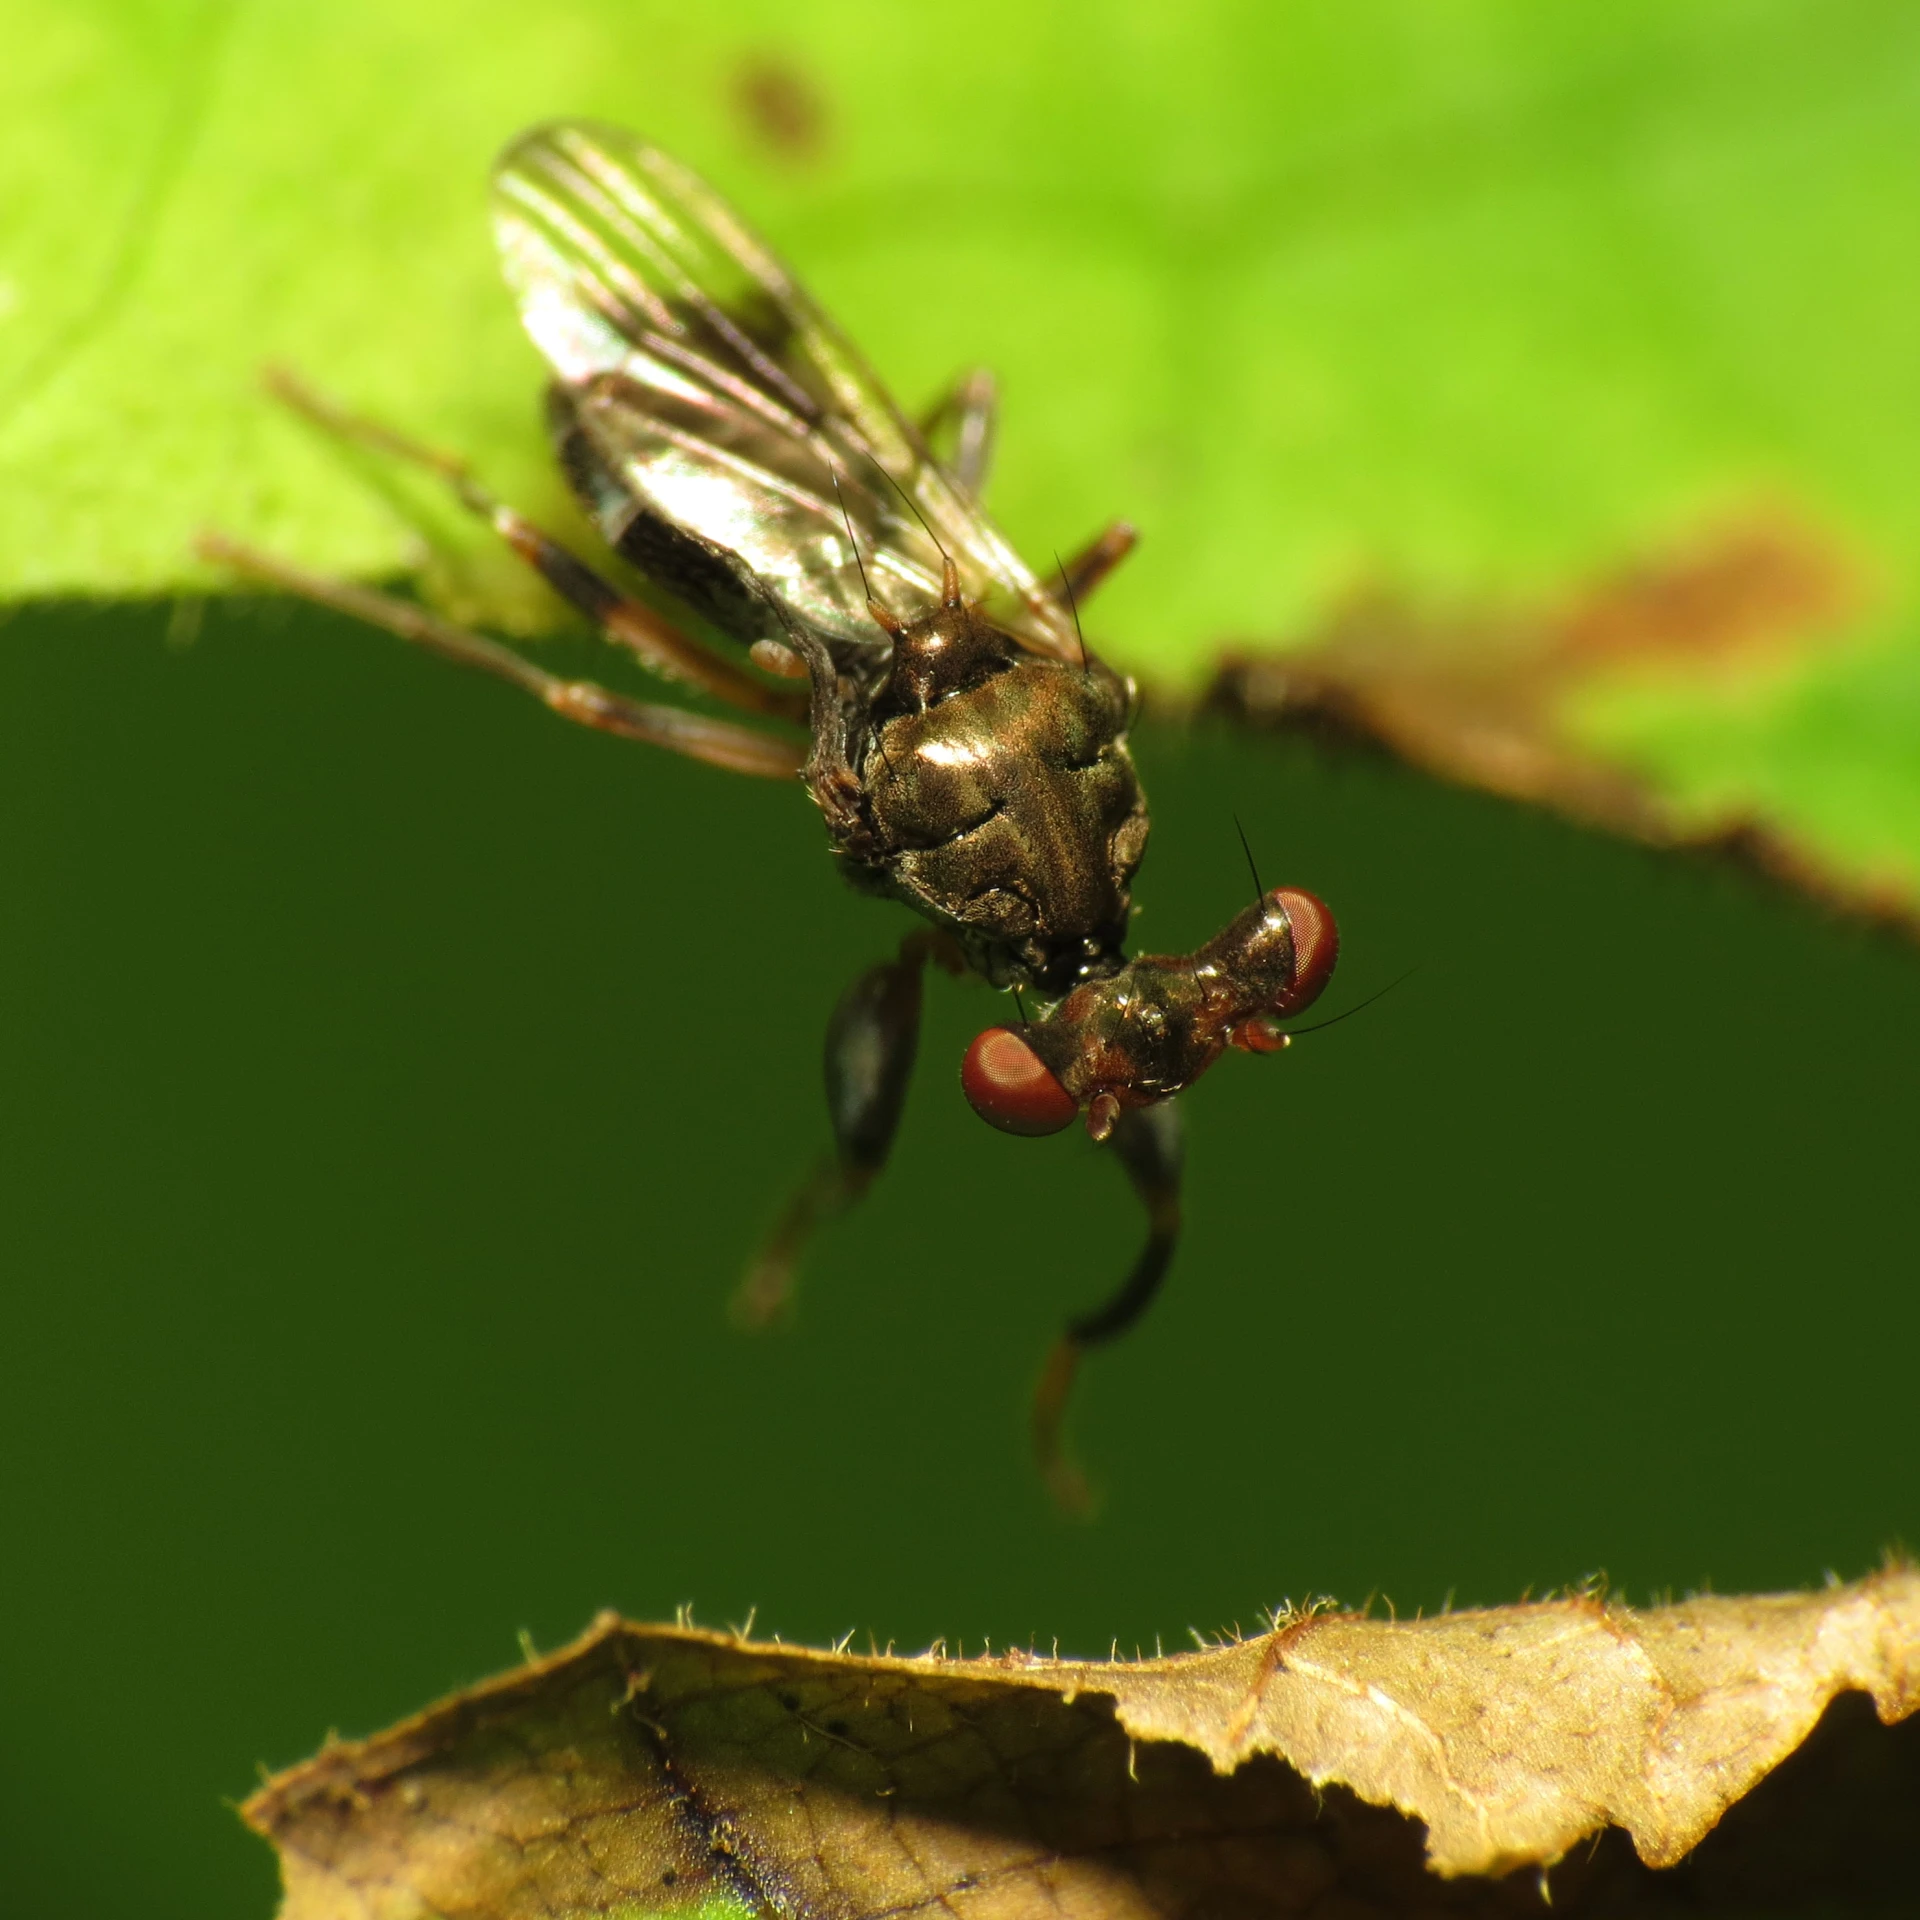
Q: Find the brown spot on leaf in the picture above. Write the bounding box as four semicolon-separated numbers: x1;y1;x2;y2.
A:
246;1569;1919;1916
732;55;828;163
1551;512;1856;669
1204;509;1919;938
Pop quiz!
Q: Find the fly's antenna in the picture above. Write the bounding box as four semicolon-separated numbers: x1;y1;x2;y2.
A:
831;465;874;600
1232;813;1265;909
869;453;961;606
1054;550;1091;675
832;465;904;637
1281;968;1416;1039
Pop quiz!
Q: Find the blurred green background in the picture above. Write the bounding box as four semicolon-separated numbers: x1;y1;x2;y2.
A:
4;2;1920;1918
4;599;1916;1919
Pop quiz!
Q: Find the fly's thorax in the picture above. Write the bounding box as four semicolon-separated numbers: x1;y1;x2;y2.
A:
853;633;1148;994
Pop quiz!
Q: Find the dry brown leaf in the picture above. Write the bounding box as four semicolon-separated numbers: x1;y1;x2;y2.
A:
247;1568;1918;1919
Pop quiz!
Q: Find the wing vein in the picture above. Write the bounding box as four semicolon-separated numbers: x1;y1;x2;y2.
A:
492;119;1084;661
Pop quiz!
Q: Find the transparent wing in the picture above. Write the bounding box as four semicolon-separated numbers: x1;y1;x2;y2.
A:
491;121;1081;661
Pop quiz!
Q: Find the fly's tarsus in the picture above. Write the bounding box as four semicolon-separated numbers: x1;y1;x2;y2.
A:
196;531;805;780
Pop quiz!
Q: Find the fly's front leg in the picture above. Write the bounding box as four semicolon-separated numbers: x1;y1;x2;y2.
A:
754;588;872;855
1032;1098;1184;1516
733;930;965;1329
264;369;806;724
198;536;805;780
919;367;998;497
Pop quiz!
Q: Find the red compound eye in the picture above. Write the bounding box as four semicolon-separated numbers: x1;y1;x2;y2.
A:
1272;888;1339;1015
961;1027;1077;1136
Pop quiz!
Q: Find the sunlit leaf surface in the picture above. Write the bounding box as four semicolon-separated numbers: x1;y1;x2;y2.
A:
5;1;1920;920
248;1571;1919;1917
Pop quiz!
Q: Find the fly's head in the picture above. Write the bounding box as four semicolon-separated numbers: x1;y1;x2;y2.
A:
961;886;1338;1141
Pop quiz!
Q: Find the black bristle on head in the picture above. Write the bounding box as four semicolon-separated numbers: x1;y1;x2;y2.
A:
1232;813;1265;910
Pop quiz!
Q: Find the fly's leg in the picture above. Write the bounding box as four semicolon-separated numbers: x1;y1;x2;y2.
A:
733;930;966;1328
919;367;998;497
264;369;807;723
1055;522;1139;607
1033;1099;1184;1516
198;535;804;780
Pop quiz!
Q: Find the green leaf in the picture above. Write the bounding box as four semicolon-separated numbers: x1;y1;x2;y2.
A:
6;0;1920;910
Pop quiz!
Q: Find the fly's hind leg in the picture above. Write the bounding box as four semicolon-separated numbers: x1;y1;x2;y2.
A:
1055;522;1139;607
1032;1099;1184;1516
733;930;966;1328
197;535;804;780
919;367;998;497
263;369;806;724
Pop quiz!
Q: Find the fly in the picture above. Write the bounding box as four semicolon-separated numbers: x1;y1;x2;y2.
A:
201;122;1339;1511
